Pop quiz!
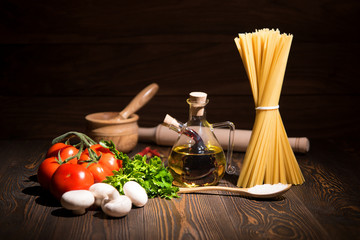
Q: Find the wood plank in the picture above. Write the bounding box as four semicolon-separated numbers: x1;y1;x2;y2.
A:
0;140;48;239
219;189;330;239
292;138;360;240
1;0;358;44
1;0;359;238
1;42;359;96
0;137;359;239
1;95;359;140
192;154;331;240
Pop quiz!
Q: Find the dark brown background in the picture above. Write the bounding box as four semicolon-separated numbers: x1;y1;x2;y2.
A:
1;0;359;140
1;1;360;239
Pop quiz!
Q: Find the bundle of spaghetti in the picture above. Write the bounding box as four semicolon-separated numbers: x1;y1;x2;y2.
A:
234;29;304;188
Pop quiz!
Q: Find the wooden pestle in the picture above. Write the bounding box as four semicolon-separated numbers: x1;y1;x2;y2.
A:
113;83;159;120
138;124;310;153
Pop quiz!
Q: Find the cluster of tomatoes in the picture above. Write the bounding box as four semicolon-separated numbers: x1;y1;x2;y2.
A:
37;141;122;200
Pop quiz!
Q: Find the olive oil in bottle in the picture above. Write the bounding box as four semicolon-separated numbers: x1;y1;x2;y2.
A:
168;144;226;187
163;92;235;187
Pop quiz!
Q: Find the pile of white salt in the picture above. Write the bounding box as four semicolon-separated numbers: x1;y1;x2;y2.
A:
247;183;289;195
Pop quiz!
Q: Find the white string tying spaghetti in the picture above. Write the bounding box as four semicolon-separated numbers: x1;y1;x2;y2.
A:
256;105;279;110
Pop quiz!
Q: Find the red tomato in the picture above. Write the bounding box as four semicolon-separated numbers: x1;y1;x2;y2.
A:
90;144;112;155
50;164;94;200
37;157;60;190
80;161;113;183
59;146;79;160
46;143;68;157
46;143;79;160
38;143;79;190
37;155;78;190
79;145;120;183
94;152;121;172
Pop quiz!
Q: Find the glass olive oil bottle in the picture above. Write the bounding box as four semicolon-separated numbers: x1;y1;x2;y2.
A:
163;92;235;187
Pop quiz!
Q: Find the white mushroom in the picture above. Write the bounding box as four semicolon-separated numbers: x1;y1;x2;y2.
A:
101;191;132;218
123;181;148;207
60;190;95;215
89;183;121;207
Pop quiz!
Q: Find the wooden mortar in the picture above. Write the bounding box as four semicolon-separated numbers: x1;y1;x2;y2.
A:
85;112;139;153
85;83;159;153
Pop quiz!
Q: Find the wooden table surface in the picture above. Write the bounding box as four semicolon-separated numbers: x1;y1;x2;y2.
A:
1;1;360;239
0;137;359;240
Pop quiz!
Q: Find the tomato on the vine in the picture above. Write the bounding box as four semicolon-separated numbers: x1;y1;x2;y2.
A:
79;160;113;183
46;142;79;159
37;132;123;199
38;143;78;190
38;157;59;190
50;164;94;200
91;144;122;170
78;144;121;183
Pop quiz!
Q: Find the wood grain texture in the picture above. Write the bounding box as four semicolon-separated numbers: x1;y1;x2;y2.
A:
0;0;359;44
1;0;359;141
1;1;359;239
1;95;359;140
0;140;359;239
1;0;359;97
1;42;359;96
292;139;360;240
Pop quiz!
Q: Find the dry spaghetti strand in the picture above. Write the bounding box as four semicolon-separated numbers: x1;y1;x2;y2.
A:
234;29;304;188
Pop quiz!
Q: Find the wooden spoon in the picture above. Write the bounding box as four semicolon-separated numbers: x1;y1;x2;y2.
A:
178;184;292;198
114;83;159;120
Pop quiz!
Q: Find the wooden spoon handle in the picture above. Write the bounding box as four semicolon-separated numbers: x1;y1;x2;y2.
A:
178;186;249;194
118;83;159;119
178;184;291;198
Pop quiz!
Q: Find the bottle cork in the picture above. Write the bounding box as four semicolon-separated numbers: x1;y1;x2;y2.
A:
163;114;181;129
188;92;207;116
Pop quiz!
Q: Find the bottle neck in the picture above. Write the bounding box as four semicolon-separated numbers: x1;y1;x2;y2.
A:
188;100;207;124
189;107;206;121
186;98;209;126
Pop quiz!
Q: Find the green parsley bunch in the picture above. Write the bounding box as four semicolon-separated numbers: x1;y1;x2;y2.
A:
101;141;179;199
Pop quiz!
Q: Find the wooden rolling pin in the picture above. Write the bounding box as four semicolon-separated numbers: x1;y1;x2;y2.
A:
138;124;310;153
